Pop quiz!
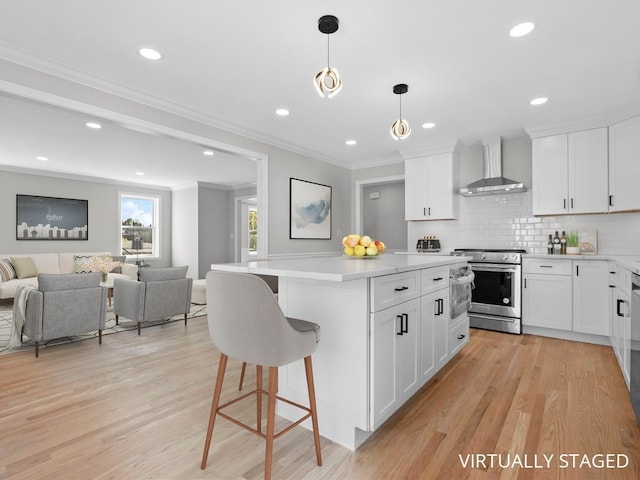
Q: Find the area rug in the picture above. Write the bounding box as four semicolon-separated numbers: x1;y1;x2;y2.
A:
0;302;207;355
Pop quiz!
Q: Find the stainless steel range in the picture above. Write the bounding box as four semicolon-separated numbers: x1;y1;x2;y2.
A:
451;248;525;334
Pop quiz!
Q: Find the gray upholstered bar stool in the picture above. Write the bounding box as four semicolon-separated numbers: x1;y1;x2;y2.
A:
201;271;322;480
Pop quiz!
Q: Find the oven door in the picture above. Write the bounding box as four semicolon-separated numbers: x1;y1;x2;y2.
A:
469;263;521;319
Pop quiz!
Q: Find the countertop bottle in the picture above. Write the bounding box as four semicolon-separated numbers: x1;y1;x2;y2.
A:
547;234;554;254
553;231;561;254
560;230;567;254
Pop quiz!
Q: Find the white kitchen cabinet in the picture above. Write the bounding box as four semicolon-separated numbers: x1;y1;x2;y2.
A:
419;288;449;384
610;265;632;388
572;261;610;336
609;115;640;212
405;153;458;220
522;259;572;331
531;128;608;215
370;297;420;429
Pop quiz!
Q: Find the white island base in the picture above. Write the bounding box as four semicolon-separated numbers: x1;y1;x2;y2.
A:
212;255;470;451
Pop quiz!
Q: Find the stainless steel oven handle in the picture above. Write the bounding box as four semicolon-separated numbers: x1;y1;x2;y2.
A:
471;264;520;273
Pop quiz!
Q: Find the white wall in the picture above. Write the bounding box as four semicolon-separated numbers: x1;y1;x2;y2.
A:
171;185;199;277
198;185;230;275
362;182;407;250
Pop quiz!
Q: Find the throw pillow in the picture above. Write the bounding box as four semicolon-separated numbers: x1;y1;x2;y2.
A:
0;258;17;282
9;256;38;279
73;255;94;274
110;255;126;273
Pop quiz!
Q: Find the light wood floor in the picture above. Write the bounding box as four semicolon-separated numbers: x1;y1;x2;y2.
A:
1;316;639;480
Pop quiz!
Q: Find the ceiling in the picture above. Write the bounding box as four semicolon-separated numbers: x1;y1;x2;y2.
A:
1;1;639;188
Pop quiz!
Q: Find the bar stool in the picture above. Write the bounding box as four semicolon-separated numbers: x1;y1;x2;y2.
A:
201;271;322;480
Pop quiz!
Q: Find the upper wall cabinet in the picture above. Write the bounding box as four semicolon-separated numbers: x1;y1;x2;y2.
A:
405;152;459;221
609;115;640;212
531;128;608;216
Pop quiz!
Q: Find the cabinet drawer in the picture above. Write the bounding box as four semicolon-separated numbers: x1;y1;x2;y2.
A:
371;271;420;312
523;258;571;275
449;315;469;357
421;267;449;296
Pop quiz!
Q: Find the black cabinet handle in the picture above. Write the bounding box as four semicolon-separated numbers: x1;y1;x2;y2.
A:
609;195;614;207
428;207;431;216
433;277;444;281
524;278;527;288
402;313;409;334
396;315;404;335
576;265;579;276
571;198;574;209
616;299;623;317
423;207;426;216
394;286;409;292
540;265;553;268
563;198;566;209
457;334;466;340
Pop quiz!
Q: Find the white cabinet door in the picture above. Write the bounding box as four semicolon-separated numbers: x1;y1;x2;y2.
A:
419;288;449;385
573;261;610;336
532;129;608;215
370;298;420;429
568;128;609;214
522;274;572;330
404;153;457;220
532;134;569;215
612;287;631;388
609;115;640;212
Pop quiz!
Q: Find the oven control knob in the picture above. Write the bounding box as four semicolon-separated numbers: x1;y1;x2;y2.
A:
512;255;518;261
481;254;486;260
502;255;508;260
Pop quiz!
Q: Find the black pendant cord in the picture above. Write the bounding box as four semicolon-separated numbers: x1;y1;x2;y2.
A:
326;35;330;68
399;95;403;122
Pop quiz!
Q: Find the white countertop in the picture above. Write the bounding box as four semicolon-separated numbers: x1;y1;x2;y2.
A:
525;253;640;274
211;254;470;282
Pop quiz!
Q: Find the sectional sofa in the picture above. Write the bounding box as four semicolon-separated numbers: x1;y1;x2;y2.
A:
0;252;138;300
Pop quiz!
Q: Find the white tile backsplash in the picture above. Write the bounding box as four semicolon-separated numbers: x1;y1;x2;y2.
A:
408;191;640;255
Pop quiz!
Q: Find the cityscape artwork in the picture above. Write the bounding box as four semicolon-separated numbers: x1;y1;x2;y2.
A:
16;194;88;240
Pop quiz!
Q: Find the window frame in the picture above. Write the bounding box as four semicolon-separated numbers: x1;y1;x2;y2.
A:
118;192;160;260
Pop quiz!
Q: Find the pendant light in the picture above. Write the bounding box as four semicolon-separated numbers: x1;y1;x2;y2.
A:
314;15;342;98
390;84;411;140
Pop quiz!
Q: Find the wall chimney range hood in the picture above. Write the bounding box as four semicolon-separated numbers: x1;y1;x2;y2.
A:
458;138;526;196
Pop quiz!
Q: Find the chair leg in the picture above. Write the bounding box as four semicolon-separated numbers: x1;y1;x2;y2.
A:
238;361;247;390
137;322;141;335
35;341;39;358
256;365;263;434
99;329;102;345
201;353;228;470
304;356;323;466
184;313;188;326
265;366;278;480
115;314;119;326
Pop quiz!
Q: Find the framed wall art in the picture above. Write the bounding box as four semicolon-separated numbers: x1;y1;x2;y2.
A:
16;194;88;240
289;178;332;239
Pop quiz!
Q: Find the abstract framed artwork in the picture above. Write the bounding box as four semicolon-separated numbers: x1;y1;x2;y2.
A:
289;178;332;239
16;194;88;240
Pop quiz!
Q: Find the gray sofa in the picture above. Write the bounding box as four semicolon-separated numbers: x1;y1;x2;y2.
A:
0;252;137;300
24;272;107;357
113;266;193;335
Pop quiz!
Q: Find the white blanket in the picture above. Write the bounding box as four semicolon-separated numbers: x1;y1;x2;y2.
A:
10;284;35;348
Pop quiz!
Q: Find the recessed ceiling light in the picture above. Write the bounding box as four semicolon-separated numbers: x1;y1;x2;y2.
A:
346;139;357;146
36;156;48;161
275;108;290;116
135;172;145;176
510;22;535;37
86;122;102;129
530;97;548;106
203;150;214;156
139;48;163;60
422;122;436;129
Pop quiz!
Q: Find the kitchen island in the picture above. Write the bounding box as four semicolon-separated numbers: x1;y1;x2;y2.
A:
211;254;470;450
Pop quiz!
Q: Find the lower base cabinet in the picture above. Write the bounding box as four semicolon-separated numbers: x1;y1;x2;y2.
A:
522;272;572;330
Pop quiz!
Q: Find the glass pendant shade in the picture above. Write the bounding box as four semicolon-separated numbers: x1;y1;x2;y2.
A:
314;66;342;98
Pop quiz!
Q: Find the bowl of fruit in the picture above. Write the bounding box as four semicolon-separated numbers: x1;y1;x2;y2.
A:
341;234;385;258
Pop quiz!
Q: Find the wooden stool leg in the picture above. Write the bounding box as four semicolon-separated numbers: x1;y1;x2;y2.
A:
35;341;40;358
264;366;278;480
304;356;322;466
137;322;141;335
115;314;119;325
238;361;247;390
201;353;228;470
184;313;188;326
256;365;263;434
99;329;102;345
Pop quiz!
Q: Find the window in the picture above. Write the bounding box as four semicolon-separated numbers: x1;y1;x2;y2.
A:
248;207;257;255
119;193;159;261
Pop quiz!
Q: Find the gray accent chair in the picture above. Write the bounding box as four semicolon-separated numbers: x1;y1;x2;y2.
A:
24;272;107;358
113;266;193;335
200;271;322;480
